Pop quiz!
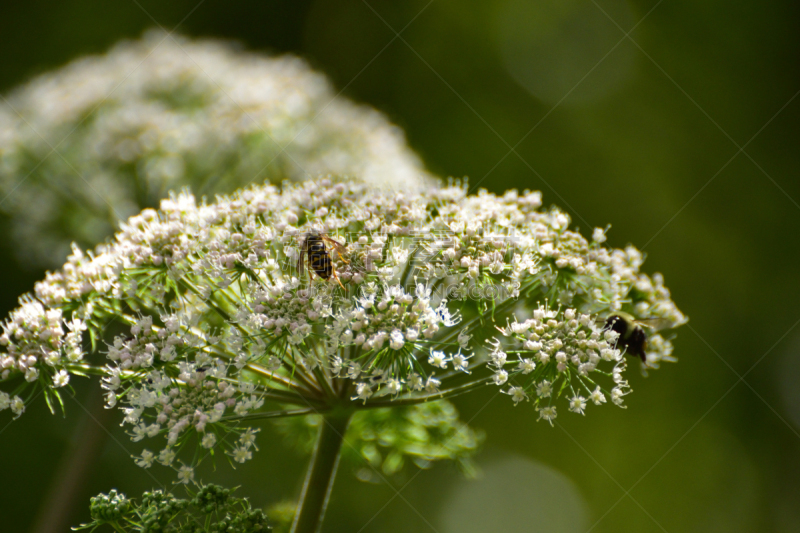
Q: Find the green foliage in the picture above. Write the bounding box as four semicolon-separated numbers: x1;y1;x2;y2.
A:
264;501;296;533
276;400;484;480
75;485;270;533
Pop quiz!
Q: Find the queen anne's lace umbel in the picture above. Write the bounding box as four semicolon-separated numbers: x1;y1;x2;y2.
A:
0;178;685;477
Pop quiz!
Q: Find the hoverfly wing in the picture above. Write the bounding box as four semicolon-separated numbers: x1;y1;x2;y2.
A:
320;233;344;247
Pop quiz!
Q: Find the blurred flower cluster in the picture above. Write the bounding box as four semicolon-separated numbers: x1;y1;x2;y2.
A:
0;30;431;267
0;177;685;481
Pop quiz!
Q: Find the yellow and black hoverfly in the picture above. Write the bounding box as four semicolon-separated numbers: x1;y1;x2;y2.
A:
297;232;349;289
602;312;672;363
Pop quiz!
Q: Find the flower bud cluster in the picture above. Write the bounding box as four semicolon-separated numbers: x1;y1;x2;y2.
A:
78;485;269;533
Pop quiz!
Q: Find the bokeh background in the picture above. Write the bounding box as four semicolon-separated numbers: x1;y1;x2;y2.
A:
1;1;799;532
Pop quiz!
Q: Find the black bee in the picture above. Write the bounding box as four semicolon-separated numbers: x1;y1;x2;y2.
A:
603;312;671;363
297;232;349;289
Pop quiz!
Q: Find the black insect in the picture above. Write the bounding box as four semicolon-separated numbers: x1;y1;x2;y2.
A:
604;313;648;362
297;232;349;289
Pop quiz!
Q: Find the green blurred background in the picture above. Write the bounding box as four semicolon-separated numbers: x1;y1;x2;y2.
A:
1;1;799;532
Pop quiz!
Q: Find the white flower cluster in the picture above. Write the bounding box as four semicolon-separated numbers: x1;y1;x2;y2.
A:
0;30;431;266
493;306;629;424
0;296;85;418
98;311;268;469
0;178;685;474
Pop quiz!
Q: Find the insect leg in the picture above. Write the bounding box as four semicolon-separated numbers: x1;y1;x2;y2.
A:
330;264;346;290
322;235;350;264
297;247;306;277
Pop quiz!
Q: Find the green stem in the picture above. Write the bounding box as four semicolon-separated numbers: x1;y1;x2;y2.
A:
221;407;322;422
245;362;317;396
290;411;353;533
362;375;494;408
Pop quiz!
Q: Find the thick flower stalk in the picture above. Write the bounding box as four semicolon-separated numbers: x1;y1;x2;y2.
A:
0;178;684;531
0;30;431;266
